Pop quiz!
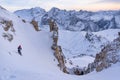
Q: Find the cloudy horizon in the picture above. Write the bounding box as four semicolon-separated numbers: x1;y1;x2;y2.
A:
0;0;120;12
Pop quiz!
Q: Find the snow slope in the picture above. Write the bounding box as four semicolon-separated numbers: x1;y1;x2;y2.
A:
0;6;64;80
58;29;120;69
0;6;120;80
58;29;119;56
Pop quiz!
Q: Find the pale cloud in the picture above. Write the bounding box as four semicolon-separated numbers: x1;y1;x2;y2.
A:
79;3;120;11
100;0;120;3
37;0;100;10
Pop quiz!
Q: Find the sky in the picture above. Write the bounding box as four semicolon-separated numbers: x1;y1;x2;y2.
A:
0;0;120;12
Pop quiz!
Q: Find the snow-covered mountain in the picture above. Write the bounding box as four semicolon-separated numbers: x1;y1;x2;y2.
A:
0;6;62;80
58;29;120;71
15;7;120;32
0;5;120;80
59;29;120;58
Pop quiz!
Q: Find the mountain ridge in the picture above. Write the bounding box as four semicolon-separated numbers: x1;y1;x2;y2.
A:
14;7;120;32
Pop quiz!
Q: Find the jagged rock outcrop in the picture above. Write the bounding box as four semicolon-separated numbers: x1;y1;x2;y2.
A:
49;20;94;75
50;21;120;75
94;33;120;72
73;34;120;74
31;19;40;31
83;32;120;73
49;20;68;73
0;19;15;32
2;33;13;42
0;18;15;42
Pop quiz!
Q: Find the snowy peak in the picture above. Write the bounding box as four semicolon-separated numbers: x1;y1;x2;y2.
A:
15;7;120;32
14;7;46;21
49;7;60;12
0;6;7;11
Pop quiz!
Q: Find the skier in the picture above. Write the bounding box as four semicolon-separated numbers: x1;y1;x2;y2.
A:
18;45;22;56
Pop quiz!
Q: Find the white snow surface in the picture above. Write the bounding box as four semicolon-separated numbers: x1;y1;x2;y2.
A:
0;6;120;80
58;30;117;58
58;29;120;69
65;56;94;68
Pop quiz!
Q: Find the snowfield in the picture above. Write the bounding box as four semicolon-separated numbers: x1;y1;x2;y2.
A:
0;6;120;80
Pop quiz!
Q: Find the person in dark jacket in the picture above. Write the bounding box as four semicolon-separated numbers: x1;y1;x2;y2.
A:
18;45;22;56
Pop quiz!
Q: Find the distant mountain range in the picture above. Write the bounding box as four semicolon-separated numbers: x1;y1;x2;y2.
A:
14;7;120;32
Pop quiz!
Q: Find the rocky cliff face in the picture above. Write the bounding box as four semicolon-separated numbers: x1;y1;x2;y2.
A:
94;33;120;72
15;7;120;32
73;33;120;75
0;7;15;42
